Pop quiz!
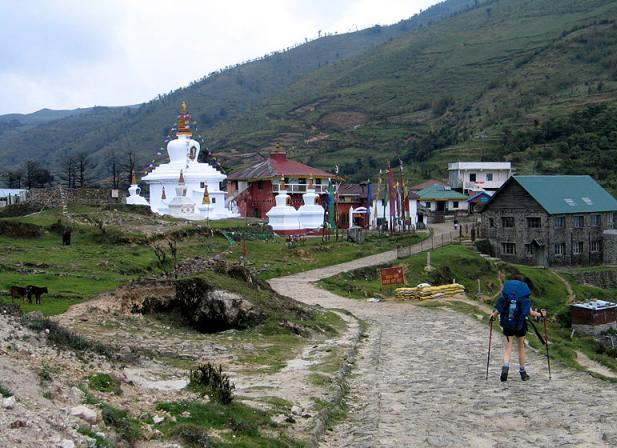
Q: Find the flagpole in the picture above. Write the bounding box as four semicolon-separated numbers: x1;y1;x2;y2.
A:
399;160;405;232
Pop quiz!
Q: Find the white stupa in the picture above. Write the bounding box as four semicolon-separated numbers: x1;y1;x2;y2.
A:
126;174;150;206
297;176;324;229
142;101;238;220
266;175;301;233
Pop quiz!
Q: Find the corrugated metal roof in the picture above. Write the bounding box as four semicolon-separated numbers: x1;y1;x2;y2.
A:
570;300;617;310
228;155;334;181
410;179;446;191
514;176;617;214
417;184;468;200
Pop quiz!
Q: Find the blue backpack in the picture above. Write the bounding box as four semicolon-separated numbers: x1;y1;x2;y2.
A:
497;280;531;332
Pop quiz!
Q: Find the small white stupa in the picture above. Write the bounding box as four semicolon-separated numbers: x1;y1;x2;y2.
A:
297;176;324;229
142;101;238;220
126;174;150;206
168;170;196;218
266;175;301;233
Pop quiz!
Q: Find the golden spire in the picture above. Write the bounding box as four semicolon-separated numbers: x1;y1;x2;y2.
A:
280;174;286;191
131;173;137;185
161;186;167;200
177;102;192;137
308;174;314;190
202;184;210;205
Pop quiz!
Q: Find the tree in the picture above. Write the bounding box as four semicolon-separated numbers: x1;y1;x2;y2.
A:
108;151;121;189
23;160;39;189
76;152;92;188
60;152;77;188
125;151;136;187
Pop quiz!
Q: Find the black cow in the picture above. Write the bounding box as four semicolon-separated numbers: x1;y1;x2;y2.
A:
62;229;72;246
26;286;48;304
9;286;28;304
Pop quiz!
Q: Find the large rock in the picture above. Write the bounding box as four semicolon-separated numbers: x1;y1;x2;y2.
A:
176;278;264;333
2;396;16;409
70;405;98;423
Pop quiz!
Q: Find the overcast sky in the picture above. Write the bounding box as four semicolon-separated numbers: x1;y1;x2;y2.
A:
0;0;441;115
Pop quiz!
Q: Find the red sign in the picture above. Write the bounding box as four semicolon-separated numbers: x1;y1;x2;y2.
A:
379;266;405;286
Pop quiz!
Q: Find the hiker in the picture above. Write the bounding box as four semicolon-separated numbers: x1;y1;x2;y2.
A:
489;274;545;382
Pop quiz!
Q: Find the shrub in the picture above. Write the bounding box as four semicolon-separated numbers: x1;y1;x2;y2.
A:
87;373;122;395
189;363;235;405
0;383;13;397
0;220;43;238
100;403;141;446
170;423;211;448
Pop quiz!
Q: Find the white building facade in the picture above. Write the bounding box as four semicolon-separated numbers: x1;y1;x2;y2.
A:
448;162;512;192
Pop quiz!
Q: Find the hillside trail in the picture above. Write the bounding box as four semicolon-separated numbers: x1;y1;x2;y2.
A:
269;224;617;447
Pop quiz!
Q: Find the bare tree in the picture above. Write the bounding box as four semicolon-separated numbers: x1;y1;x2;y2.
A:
125;151;136;187
61;154;77;188
108;150;121;189
76;152;92;188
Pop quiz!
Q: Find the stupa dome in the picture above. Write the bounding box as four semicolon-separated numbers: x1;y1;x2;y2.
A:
167;136;200;164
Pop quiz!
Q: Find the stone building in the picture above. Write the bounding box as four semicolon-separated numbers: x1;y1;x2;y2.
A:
481;175;617;266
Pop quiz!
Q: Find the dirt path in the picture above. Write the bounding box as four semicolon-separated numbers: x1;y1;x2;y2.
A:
269;226;617;447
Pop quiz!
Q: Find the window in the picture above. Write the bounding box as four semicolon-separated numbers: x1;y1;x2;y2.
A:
501;216;515;228
257;180;263;190
573;241;584;255
525;244;533;256
212;197;216;204
452;201;459;209
572;216;584;228
554;216;565;229
554;243;565;256
489;218;495;228
527;217;541;228
591;214;601;227
425;201;431;208
200;182;205;188
501;243;516;255
469;173;477;182
591;240;601;253
609;213;615;229
486;173;493;181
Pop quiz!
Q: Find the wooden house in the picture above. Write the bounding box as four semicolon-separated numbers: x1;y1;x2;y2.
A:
570;300;617;335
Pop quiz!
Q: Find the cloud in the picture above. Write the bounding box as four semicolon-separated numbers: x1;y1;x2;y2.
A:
0;0;440;114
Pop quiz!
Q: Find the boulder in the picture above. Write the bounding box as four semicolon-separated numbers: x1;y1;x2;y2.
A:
2;396;16;409
60;440;75;448
70;405;98;423
176;278;264;333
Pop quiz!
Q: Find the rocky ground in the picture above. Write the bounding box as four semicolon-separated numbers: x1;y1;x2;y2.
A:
269;224;617;448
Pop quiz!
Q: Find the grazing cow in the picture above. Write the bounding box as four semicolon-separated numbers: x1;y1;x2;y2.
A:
26;286;48;304
62;229;72;246
9;286;28;304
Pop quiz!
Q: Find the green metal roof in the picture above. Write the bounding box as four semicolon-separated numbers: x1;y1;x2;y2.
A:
514;175;617;214
417;184;468;201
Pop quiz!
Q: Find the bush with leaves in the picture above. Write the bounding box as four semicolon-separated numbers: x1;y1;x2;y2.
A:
189;363;235;405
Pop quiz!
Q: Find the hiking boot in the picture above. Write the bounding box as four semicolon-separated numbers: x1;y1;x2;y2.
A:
520;370;530;381
500;366;509;382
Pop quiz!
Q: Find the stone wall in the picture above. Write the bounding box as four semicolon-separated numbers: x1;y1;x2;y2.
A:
571;269;617;289
30;188;126;208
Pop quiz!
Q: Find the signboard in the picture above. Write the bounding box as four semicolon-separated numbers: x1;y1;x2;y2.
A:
379;266;405;286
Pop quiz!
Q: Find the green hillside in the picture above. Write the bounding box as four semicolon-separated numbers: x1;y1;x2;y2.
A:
2;0;617;191
0;0;486;183
206;0;617;187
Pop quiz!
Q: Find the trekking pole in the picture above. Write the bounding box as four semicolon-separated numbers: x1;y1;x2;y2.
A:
486;317;494;380
542;310;551;380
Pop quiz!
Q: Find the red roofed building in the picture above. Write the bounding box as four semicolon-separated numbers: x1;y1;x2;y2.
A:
227;148;335;218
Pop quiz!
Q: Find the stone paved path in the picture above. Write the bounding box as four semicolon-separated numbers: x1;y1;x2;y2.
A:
270;226;617;447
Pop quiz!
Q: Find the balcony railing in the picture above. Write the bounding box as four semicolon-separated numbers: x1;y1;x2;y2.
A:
272;183;328;194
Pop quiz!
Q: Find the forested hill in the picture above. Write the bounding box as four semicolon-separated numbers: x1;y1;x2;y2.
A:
3;0;617;192
0;0;487;182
